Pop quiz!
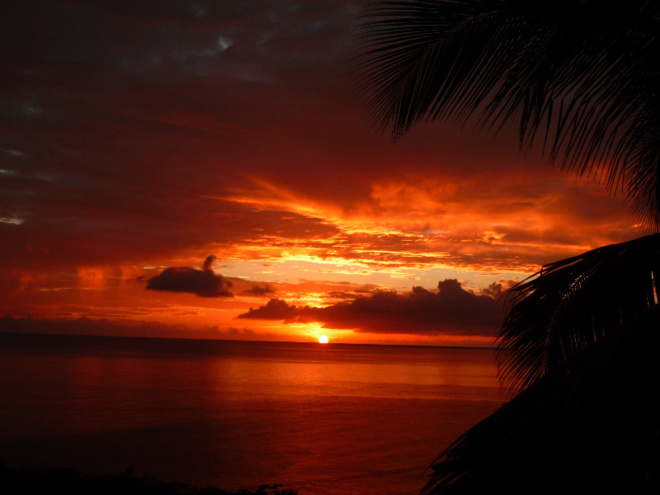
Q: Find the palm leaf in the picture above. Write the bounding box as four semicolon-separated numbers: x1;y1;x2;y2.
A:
356;2;660;491
357;0;660;227
422;305;660;493
497;233;660;393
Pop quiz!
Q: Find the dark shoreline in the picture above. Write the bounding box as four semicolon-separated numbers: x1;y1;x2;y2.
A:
0;462;298;495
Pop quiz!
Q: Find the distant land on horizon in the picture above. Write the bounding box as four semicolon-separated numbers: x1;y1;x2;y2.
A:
0;316;496;350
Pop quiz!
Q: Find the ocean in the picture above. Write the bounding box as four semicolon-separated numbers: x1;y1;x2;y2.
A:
0;333;503;495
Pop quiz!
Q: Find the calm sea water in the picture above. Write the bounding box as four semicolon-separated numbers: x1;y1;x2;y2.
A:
0;334;503;495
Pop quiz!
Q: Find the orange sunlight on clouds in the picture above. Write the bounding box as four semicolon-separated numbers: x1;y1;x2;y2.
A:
0;0;644;347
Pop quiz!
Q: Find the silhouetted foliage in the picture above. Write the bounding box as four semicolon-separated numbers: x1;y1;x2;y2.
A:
0;463;298;495
357;0;660;228
424;306;660;492
357;0;660;492
498;233;660;394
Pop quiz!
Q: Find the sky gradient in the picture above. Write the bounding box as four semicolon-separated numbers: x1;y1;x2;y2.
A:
0;0;645;346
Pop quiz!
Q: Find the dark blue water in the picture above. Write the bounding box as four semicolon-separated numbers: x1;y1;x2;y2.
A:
0;333;503;495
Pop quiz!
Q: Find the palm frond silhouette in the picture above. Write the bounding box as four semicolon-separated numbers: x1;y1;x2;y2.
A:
357;0;660;491
358;0;660;227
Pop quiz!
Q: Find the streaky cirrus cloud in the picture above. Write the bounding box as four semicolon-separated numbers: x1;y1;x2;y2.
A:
238;279;505;337
146;255;233;297
0;0;644;344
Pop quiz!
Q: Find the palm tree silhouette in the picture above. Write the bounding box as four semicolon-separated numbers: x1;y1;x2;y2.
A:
357;1;659;492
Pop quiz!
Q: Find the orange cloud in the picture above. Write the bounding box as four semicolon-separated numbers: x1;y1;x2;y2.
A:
206;169;640;280
0;0;644;345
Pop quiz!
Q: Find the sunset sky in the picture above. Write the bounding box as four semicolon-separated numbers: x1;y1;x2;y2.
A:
0;0;645;346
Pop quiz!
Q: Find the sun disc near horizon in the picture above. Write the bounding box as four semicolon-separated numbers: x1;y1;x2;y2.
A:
318;335;329;344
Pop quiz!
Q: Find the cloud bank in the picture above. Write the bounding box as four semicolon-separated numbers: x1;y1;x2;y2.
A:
238;279;504;337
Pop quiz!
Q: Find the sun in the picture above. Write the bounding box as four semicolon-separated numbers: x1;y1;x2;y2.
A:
318;335;329;344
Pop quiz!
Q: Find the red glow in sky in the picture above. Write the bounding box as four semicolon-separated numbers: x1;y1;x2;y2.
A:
0;1;644;346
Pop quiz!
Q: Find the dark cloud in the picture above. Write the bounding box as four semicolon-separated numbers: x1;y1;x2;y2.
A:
0;0;642;334
239;298;297;319
238;279;504;337
0;0;637;280
242;283;275;296
146;256;233;297
203;254;216;270
0;314;261;341
481;280;518;300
